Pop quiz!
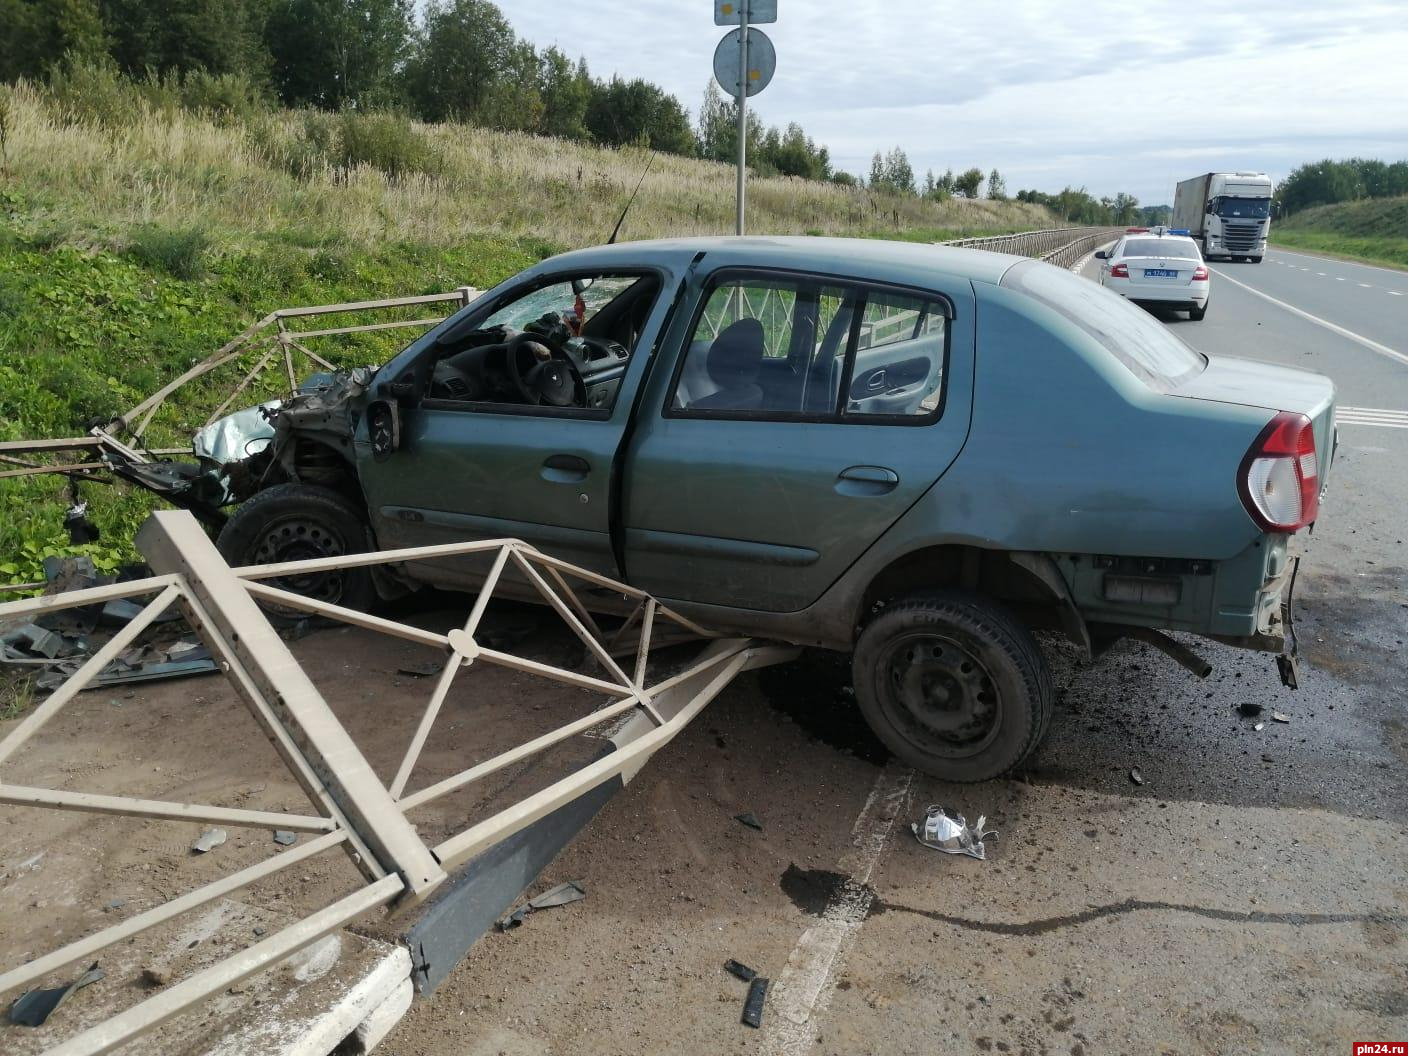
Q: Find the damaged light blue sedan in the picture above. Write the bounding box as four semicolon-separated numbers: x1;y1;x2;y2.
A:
208;237;1337;781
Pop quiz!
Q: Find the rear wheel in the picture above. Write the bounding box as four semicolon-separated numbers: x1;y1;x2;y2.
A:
852;591;1053;782
1190;299;1208;321
217;483;376;619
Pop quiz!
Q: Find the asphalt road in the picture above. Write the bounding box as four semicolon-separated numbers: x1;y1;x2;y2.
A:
381;246;1408;1056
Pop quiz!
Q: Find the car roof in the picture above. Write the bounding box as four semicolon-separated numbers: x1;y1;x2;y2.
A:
533;236;1025;288
1116;234;1199;253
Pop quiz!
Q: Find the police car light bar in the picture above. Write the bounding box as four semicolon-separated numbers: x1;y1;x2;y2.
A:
1168;228;1191;236
1125;227;1149;233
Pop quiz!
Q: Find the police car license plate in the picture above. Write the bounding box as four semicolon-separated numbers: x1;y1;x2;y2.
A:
1144;268;1178;278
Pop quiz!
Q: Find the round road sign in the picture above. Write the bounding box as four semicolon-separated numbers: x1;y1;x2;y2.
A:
712;27;777;98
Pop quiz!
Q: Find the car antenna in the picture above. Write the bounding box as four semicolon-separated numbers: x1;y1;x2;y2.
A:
607;151;656;245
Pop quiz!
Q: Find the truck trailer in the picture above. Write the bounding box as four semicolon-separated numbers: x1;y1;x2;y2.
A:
1172;172;1274;262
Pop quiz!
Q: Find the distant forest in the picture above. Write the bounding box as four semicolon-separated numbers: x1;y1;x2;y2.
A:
1;0;1148;218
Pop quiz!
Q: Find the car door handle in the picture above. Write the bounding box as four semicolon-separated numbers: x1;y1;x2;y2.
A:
836;465;899;496
541;454;590;483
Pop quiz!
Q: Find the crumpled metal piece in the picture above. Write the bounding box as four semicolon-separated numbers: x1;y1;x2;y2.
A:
192;401;278;466
911;805;997;860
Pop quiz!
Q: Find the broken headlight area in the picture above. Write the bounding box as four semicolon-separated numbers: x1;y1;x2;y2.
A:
110;368;375;520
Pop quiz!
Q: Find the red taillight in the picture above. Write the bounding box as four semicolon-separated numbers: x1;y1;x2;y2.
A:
1238;411;1319;533
1109;263;1129;278
1125;227;1149;233
1192;265;1209;280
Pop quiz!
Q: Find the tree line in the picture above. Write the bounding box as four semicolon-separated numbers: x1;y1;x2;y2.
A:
1277;157;1408;215
1;0;1149;212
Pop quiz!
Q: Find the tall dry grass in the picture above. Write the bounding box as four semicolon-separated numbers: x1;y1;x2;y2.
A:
1;80;1053;251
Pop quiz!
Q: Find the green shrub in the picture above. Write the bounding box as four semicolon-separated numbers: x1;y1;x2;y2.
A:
127;225;210;279
177;70;268;126
337;111;440;181
44;56;161;129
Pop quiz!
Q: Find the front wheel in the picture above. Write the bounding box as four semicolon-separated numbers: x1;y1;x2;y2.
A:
217;483;376;619
852;592;1053;782
1251;256;1264;263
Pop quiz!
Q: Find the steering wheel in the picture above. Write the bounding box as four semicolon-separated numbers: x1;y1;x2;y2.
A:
506;332;585;407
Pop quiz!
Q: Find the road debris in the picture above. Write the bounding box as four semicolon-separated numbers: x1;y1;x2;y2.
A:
272;830;297;846
1272;711;1291;723
733;811;764;831
7;962;104;1026
741;976;770;1028
495;880;587;931
1130;768;1145;786
191;828;227;854
724;959;757;983
911;805;996;860
1237;702;1264;717
1254;722;1266;732
397;660;443;678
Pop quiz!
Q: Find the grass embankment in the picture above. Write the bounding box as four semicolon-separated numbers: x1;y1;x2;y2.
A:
1274;196;1408;270
0;77;1054;581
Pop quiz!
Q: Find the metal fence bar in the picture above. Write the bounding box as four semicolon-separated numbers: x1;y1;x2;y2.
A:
0;583;181;769
44;874;406;1056
0;785;335;832
396;695;643;811
0;830;348;999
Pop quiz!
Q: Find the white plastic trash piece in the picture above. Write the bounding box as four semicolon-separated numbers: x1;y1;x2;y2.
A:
911;806;996;860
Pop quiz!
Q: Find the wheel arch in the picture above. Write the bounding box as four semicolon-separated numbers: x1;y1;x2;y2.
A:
856;544;1091;657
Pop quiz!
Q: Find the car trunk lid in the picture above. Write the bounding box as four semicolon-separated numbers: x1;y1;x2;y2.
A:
1173;354;1337;478
1122;255;1200;288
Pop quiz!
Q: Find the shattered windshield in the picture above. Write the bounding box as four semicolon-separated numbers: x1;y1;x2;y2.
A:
481;277;640;332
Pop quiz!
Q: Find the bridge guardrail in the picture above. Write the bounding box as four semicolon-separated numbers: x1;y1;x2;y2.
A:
939;226;1123;269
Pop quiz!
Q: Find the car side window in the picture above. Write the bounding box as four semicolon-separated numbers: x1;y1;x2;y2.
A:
845;290;947;419
669;275;949;423
671;277;855;416
422;273;659;415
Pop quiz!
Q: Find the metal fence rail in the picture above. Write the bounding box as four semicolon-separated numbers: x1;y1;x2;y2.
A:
939;226;1123;265
0;288;480;483
0;509;796;1054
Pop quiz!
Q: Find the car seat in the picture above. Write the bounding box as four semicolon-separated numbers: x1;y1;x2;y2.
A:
689;317;766;411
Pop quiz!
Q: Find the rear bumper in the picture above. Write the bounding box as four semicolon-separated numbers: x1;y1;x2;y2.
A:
1054;533;1295;645
1102;276;1208;308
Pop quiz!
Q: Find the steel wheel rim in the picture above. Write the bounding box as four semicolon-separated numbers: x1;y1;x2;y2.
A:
876;632;1002;758
250;515;350;608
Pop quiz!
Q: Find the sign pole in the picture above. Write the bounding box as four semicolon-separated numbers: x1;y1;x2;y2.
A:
735;2;748;235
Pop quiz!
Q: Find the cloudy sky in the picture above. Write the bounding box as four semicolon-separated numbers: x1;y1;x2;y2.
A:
502;1;1408;206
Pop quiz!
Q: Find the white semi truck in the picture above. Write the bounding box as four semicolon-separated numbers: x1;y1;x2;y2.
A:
1172;172;1274;262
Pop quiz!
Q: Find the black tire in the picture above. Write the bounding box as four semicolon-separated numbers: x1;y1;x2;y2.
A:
852;591;1053;782
217;483;376;618
1251;256;1263;263
1189;299;1208;321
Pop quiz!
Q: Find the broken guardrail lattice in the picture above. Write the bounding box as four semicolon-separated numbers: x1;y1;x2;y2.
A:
0;508;796;1055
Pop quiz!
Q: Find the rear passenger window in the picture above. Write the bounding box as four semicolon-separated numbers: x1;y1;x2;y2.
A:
669;274;948;423
847;291;947;419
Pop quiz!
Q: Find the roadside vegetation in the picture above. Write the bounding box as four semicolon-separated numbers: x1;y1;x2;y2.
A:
1273;194;1408;270
1270;157;1408;268
0;67;1056;584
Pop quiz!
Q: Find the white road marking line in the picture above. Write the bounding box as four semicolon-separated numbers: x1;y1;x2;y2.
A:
1337;406;1408;429
1390;291;1403;297
1208;266;1408;368
1358;283;1372;288
1317;271;1327;276
1275;246;1408;279
1336;276;1347;281
759;762;915;1056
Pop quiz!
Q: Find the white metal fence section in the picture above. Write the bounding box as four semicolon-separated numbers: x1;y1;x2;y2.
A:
0;509;794;1055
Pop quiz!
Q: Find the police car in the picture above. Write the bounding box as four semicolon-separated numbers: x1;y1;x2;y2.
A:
1096;227;1211;320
